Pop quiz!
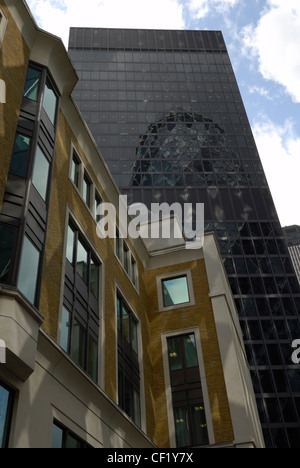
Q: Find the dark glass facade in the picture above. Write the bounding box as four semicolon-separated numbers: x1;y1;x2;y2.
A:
68;28;300;448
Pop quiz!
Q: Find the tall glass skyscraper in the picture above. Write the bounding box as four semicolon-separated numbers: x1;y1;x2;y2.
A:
68;28;300;448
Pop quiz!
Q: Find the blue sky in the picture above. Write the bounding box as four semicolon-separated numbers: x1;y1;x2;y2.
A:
26;0;300;226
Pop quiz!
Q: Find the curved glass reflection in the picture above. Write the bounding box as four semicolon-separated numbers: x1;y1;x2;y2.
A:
131;108;245;188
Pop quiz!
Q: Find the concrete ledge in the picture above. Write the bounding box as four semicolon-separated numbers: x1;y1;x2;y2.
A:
0;287;43;381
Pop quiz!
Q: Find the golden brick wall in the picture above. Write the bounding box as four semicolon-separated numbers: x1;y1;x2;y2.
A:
144;260;234;447
0;0;30;211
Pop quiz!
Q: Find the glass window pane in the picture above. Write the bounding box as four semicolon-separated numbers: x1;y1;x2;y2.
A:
192;405;209;446
0;224;17;283
43;80;57;125
71;153;81;188
66;433;82;449
51;423;63;449
18;236;40;304
124;378;133;419
83;174;91;207
88;338;98;383
168;337;183;371
60;307;71;353
90;257;99;299
9;134;31;177
174;407;191;448
76;238;88;284
134;389;141;428
72;320;86;369
162;276;190;307
24;67;41;101
0;384;13;449
122;305;130;343
131;317;138;353
184;334;198;368
32;146;50;201
66;225;75;264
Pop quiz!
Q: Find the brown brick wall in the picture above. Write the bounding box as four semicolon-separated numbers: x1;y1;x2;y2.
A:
144;260;234;446
0;0;30;211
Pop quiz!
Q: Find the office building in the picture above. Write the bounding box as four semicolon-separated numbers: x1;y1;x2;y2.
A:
68;27;300;448
283;226;300;285
0;0;264;448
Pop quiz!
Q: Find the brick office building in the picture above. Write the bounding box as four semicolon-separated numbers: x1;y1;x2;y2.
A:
0;0;264;448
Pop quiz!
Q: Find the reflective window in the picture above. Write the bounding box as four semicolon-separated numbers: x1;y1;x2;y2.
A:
162;276;190;307
0;383;13;448
72;319;86;370
76;238;88;284
9;133;31;178
71;151;81;188
83;173;92;207
42;79;57;125
60;307;71;353
32;146;50;201
18;236;40;305
23;66;41;101
52;421;93;449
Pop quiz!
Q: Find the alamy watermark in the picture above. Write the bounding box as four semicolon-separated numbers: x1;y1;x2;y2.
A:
0;79;6;104
0;340;6;364
96;195;204;250
291;339;300;364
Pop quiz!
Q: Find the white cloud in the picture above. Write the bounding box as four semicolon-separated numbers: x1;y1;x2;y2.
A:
248;85;274;101
26;0;185;47
252;114;300;226
242;0;300;103
188;0;240;19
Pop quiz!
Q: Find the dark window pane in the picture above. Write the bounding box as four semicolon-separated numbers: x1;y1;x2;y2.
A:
162;276;190;307
24;67;41;101
18;236;40;304
72;320;86;369
0;225;17;283
32;146;50;201
9;134;31;177
168;337;183;371
83;173;91;207
174;407;191;448
43;79;57;125
184;334;198;368
192;405;209;446
88;338;98;383
71;153;81;188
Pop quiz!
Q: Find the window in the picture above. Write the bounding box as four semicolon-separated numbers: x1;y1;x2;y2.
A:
117;294;141;426
167;334;209;448
83;172;92;208
52;421;93;449
0;224;17;284
17;236;40;305
157;271;195;311
94;191;102;223
0;382;14;448
42;79;58;125
62;220;100;382
32;146;50;201
23;66;41;101
71;151;81;189
162;276;190;307
115;227;139;289
9;133;31;178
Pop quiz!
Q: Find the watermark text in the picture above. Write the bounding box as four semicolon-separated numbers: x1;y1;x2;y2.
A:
0;339;6;364
291;339;300;364
0;79;6;104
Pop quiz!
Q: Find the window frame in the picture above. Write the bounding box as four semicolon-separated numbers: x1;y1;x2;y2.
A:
61;216;102;383
0;381;14;449
157;270;195;312
161;328;214;448
52;420;93;449
115;226;139;291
